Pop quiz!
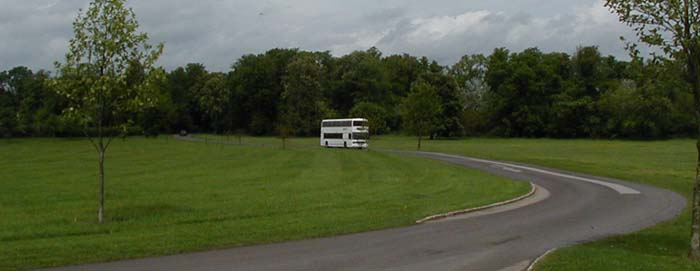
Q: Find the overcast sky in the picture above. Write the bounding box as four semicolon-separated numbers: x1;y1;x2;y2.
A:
0;0;643;72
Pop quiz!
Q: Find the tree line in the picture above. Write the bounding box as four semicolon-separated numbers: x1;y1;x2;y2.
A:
1;46;695;139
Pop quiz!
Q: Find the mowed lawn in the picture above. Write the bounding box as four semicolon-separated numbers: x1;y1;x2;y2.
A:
0;137;529;271
370;136;700;271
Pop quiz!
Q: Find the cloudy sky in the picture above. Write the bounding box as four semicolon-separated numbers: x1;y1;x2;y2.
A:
0;0;643;72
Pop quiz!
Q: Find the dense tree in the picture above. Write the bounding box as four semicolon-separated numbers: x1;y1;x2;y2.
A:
279;53;331;136
164;63;208;132
605;0;700;258
450;54;489;108
328;48;391;116
400;82;443;150
383;54;424;99
3;42;698;142
350;102;388;135
450;54;490;136
228;49;298;135
561;47;614;137
485;48;559;137
0;69;18;137
418;72;464;137
52;0;164;223
382;54;426;131
195;72;229;133
0;67;64;137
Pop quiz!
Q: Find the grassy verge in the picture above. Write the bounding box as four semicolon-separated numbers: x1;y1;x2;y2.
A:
370;135;700;270
0;136;529;270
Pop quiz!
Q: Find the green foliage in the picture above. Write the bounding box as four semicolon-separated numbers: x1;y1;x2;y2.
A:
418;73;464;137
400;82;443;140
279;53;331;136
51;0;164;224
485;48;563;137
163;63;208;132
328;48;392;115
52;0;164;139
0;67;63;137
598;80;673;138
3;44;698;139
350;101;388;135
195;72;229;133
228;49;299;135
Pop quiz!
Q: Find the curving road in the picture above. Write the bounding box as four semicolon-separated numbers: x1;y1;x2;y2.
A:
45;149;686;271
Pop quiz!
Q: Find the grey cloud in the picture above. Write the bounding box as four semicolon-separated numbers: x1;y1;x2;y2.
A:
375;0;638;64
0;0;644;72
363;7;406;24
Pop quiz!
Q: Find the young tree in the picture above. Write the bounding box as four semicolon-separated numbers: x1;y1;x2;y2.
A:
400;82;443;150
277;118;292;150
604;0;700;258
53;0;163;223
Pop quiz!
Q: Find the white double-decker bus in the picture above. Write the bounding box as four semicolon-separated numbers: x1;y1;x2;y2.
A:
320;118;369;149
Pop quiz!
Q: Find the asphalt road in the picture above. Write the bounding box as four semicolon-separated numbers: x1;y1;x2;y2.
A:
45;149;686;271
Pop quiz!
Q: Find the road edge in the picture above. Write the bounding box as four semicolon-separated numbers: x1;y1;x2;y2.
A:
526;248;558;271
415;182;537;224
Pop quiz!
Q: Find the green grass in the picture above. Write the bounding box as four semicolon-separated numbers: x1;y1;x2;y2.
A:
0;136;529;270
370;135;700;270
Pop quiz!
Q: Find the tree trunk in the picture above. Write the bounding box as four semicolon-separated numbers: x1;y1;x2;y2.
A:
97;148;105;224
689;49;700;259
417;135;422;151
691;115;700;259
690;89;700;259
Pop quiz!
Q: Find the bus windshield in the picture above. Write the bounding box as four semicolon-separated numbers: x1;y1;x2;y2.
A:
353;121;368;127
352;132;369;140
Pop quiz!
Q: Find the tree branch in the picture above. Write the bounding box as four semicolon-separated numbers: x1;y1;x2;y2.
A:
82;122;99;153
104;134;115;152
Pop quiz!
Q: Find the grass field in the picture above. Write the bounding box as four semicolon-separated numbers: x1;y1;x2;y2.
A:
0;137;529;270
368;136;700;270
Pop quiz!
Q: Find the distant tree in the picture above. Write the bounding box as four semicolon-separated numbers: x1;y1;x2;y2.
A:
350;101;388;135
383;53;424;99
605;0;700;258
450;54;489;108
280;53;330;136
165;63;208;132
277;116;292;150
229;49;299;135
52;0;163;223
418;73;465;137
400;82;443;150
0;67;56;136
0;70;17;137
558;46;612;137
382;54;425;131
485;48;545;137
450;54;492;136
195;72;229;133
140;73;177;137
329;48;391;115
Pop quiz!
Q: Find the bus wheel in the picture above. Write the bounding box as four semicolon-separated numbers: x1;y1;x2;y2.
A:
344;142;347;148
325;141;329;148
